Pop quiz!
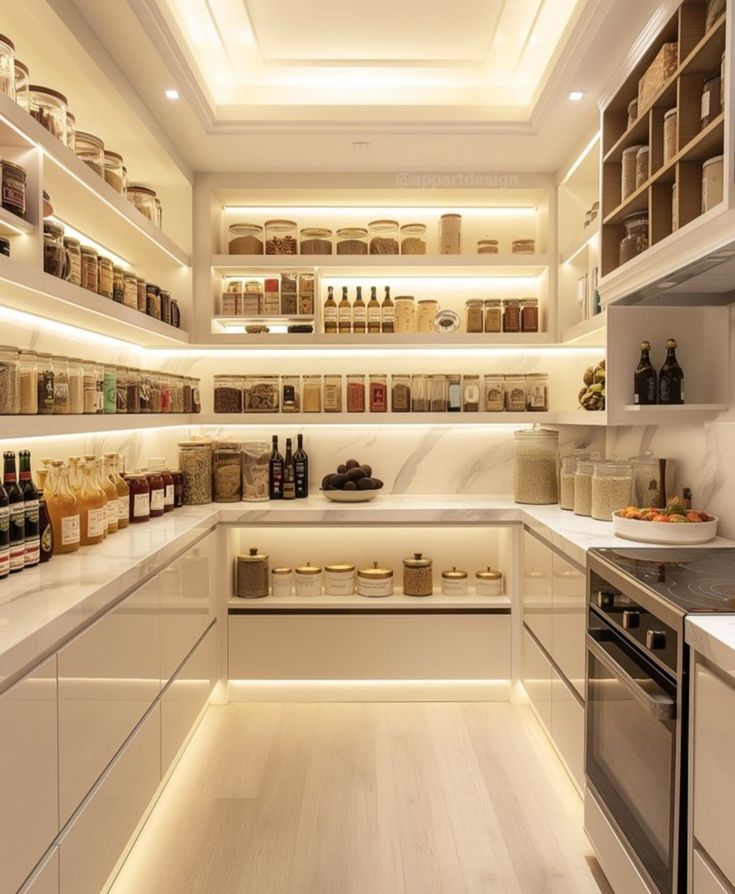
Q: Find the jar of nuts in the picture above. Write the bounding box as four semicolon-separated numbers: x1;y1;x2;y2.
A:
402;552;433;597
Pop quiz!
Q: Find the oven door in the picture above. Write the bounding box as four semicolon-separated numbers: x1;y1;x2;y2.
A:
586;619;678;894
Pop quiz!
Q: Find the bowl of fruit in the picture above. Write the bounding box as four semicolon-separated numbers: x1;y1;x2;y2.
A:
613;501;718;545
320;459;384;503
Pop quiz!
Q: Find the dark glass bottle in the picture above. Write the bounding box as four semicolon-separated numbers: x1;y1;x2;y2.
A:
3;452;24;574
268;435;284;500
294;434;309;499
634;340;657;405
19;450;40;568
0;480;9;579
382;286;394;333
283;438;296;500
367;287;381;334
659;338;684;405
338;287;352;335
353;286;366;334
323;285;338;334
38;491;54;562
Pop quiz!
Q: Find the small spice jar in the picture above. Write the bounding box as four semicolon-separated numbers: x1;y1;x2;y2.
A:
178;441;213;505
336;227;368;255
462;375;480;412
213;443;242;502
357;562;394;598
236;548;270;599
295;563;322;597
441;567;468;596
1;160;26;218
346;375;366;412
484;299;502;333
475;568;504;597
18;350;37;415
663;109;677;164
465;299;484;333
322;375;342;413
369;375;388;412
504;375;527;412
271;567;292;597
0;345;19;414
484;374;505;413
520;298;539;333
526;373;549;412
325;563;356;596
574;460;594;516
439;213;461;254
127;472;150;524
503;299;521;333
403;552;433;597
400;223;427;255
391;374;411;412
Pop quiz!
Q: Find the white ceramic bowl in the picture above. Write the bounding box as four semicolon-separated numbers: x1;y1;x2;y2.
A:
320;488;382;503
612;511;719;545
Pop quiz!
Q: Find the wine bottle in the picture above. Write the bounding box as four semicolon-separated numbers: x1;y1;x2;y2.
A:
323;285;338;334
353;286;367;334
268;435;284;500
659;338;684;405
634;340;657;405
0;479;9;579
294;433;309;499
3;452;24;574
283;438;296;500
38;491;54;563
381;286;395;333
18;450;40;567
338;287;352;334
367;287;381;334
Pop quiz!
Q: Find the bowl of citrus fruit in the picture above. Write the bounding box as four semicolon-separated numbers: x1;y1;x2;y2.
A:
613;501;718;545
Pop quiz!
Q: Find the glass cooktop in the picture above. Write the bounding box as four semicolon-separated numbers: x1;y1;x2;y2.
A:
593;547;735;613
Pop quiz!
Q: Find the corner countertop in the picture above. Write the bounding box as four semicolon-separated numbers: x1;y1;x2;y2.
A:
686;617;735;684
1;494;732;691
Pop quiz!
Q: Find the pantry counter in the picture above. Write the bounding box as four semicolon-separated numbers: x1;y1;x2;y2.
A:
1;495;731;690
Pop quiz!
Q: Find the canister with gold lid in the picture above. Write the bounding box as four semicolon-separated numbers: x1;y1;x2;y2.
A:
403;552;433;597
441;566;468;596
357;562;394;597
236;547;269;598
295;562;322;597
475;567;504;597
271;566;292;597
325;563;356;596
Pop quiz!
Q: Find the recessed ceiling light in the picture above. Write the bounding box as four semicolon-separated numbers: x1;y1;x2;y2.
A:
352;141;370;152
165;88;180;100
568;91;585;102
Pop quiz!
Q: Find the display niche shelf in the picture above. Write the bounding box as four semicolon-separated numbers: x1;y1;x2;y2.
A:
228;591;512;611
213;254;550;275
0;414;193;440
0;206;34;238
0;256;191;347
600;2;728;281
204;332;553;348
197;412;608;427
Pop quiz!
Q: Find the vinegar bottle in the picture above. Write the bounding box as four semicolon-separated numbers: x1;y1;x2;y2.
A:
84;455;109;538
46;461;80;554
104;453;130;530
100;457;119;534
79;460;106;546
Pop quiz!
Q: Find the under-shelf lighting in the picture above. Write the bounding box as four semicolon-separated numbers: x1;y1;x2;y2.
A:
563;234;598;266
0;424;192;444
0;302;145;352
559;132;600;186
149;345;602;360
222;206;538;217
0;215;33;237
48;217;131;269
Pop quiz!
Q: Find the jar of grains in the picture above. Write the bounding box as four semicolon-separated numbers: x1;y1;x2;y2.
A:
391;374;411;412
635;146;650;190
403;552;433;597
663;109;677;164
213;443;242;502
621;145;644;200
503;299;521;333
18;350;37;415
336;227;368;255
521;298;539;332
127;186;157;222
484;299;502;332
236;548;269;599
439;214;461;254
214;375;243;413
559;456;577;510
513;426;559;505
574;460;594;516
241;441;270;502
441;567;468;596
0;345;19;414
178;441;213;504
265;219;297;255
228;223;263;254
299;227;332;254
591;461;634;522
466;299;484;333
294;563;322;597
369;219;399;255
271;567;292;597
504;375;527;412
244;376;280;413
619;213;649;265
484;375;505;412
325;564;356;596
526;373;549;412
0;35;15;99
400;223;427;255
357;562;394;597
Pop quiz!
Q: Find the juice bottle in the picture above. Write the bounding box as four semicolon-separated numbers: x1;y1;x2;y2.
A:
79;460;106;546
46;461;80;554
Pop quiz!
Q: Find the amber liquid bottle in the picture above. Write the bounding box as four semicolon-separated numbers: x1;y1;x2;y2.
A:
46;461;80;554
381;286;395;333
634;340;657;405
338;287;352;334
352;286;367;334
79;461;106;546
323;285;338;334
367;286;381;334
658;338;684;405
104;453;130;529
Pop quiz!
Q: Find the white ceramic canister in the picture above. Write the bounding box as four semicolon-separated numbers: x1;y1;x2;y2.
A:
271;566;292;597
357;562;394;597
441;567;468;596
475;568;504;597
324;563;356;596
294;562;322;597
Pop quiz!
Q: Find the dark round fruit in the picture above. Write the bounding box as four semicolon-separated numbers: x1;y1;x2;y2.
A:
356;478;376;490
337;464;347;474
326;481;340;490
345;458;360;470
372;478;384;489
360;464;372;477
321;473;336;490
343;481;357;490
346;467;366;482
330;473;349;489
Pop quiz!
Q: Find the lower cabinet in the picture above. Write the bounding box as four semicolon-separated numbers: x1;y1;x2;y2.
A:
0;656;58;894
522;625;552;730
692;849;732;894
18;848;58;894
58;706;161;894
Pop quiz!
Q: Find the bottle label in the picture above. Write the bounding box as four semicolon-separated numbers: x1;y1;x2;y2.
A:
324;306;338;323
353;307;367;323
151;488;164;512
41;523;53;556
368;307;381;323
24;499;40;566
118;495;129;521
9;504;25;571
133;492;150;518
105;500;118;528
0;547;7;577
164;485;175;507
87;507;106;538
382;308;395;325
61;514;80;546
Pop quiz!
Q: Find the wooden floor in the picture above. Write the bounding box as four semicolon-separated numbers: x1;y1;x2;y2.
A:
110;702;612;894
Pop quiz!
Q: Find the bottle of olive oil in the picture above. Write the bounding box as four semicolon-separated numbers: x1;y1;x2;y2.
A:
367;287;381;334
633;340;657;405
658;338;684;404
338;287;352;334
352;286;367;334
323;285;338;334
381;286;395;333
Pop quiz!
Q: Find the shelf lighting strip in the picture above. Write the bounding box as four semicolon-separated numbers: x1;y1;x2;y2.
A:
148;345;603;359
48;217;131;269
223;206;538;217
559;132;601;186
0;302;144;352
0;215;33;237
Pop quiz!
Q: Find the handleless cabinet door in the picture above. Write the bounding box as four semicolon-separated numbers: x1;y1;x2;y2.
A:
551;553;586;699
523;531;553;654
19;848;58;894
160;531;216;685
0;657;58;894
551;669;585;793
58;582;161;826
692;849;732;894
522;626;552;733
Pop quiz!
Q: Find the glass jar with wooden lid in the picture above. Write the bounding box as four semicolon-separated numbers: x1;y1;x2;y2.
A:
127;185;158;222
104;151;125;193
75;131;105;177
29;85;67;141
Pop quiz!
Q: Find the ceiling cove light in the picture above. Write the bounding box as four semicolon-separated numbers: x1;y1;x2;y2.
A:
164;88;180;100
568;91;585;102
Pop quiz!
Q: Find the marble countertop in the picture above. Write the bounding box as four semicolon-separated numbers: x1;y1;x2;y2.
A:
687;617;735;683
1;494;732;691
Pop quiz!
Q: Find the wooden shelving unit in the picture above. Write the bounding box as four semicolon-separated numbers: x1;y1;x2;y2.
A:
600;4;727;277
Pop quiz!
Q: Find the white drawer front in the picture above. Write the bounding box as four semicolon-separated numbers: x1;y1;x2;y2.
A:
522;626;552;733
59;706;161;894
692;848;732;894
58;583;161;825
0;657;58;894
161;624;215;773
551;553;586;699
523;531;553;654
551;669;585;793
19;847;58;894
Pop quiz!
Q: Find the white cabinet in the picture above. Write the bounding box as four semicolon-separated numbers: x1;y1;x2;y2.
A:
57;582;161;825
59;706;161;894
523;626;552;732
692;661;735;891
161;623;215;773
18;848;58;894
160;531;216;684
0;657;58;894
523;530;553;653
692;849;732;894
551;553;586;698
551;669;585;792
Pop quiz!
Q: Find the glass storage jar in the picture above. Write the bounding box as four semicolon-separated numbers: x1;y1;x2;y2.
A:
521;298;539;333
441;567;468;596
136;278;147;313
702;155;724;212
324;564;355;596
465;300;484;333
295;563;322;597
591;461;634;521
357;562;394;597
271;567;292;597
159;373;171;413
149;374;162;413
52;355;70;414
13;59;28;108
346;375;366;413
75;132;104;176
416;299;438;333
65;112;76;153
439;213;461;254
503;299;521;333
146;283;161;319
236;548;269;598
29;85;67;141
403;553;433;597
512;239;535;255
621;145;644;200
394;296;416;333
63;237;81;285
0;345;19;414
635;146;650;189
103;365;117;414
265;219;297;255
429;375;448;412
369;219;399;255
228;223;263;254
322;375;342;413
214;375;243;413
302;375;322;413
574;460;594;516
504;375;527;412
244;375;280;413
139;370;152;414
513;426;559;505
663;109;677;164
37;353;54;415
104;151;125;193
123;272;137;309
336;227;368;255
701;76;721;128
526;373;549;412
127;368;141;414
127;472;150;524
475;568;504;597
80;246;98;292
1;160;26;218
484;299;502;333
178;441;213;504
391;374;411;412
630;451;675;508
98;256;113;299
281;375;301;412
213;443;242;503
127;186;157;222
463;375;480;412
43;221;68;278
400;223;427;255
69;358;83;414
619;213;649;265
484;375;505;413
559;456;578;510
369;375;388;412
18;349;37;415
0;35;13;99
410;374;429;412
113;264;125;304
154;197;162;228
241;441;270;502
299;227;332;255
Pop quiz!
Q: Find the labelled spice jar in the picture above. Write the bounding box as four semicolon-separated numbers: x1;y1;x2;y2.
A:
1;160;26;218
271;567;292;597
236;548;269;599
441;567;468;596
503;299;521;333
403;552;433;596
295;563;322;597
323;375;342;413
347;375;366;412
325;563;356;596
357;562;394;598
521;298;539;332
369;375;388;412
484;299;502;333
466;299;484;333
475;568;504;597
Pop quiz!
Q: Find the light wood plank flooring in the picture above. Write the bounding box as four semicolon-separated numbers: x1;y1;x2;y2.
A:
110;702;612;894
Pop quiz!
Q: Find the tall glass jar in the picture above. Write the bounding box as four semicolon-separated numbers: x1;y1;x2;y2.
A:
281;375;301;413
505;375;527;412
36;353;54;415
465;300;484;333
400;223;427;255
0;345;19;414
526;373;549;412
346;375;366;412
484;300;502;333
323;375;342;413
591;462;634;522
521;299;539;333
115;366;128;414
18;349;37;415
370;374;388;412
560;456;577;511
394;296;415;333
302;375;322;413
411;374;429;412
439;213;461;254
513;426;559;505
29;85;67;141
391;374;411;412
619;213;649;265
80;246;98;292
75;132;105;176
264;219;297;255
149;373;162;413
52;356;70;414
177;442;213;504
43;221;67;278
98;256;114;299
123;272;137;309
127;368;141;414
82;361;97;414
112;265;124;303
242;441;270;502
484;374;505;413
503;300;521;333
68;358;84;414
573;460;594;516
103;151;125;192
63;237;81;286
0;34;14;99
429;375;448;412
213;443;242;502
368;220;399;255
13;59;28;108
103;364;117;414
139;370;152;414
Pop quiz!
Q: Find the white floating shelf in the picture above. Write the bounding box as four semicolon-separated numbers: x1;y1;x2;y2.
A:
561;313;606;346
560;223;600;265
0;414;193;440
194;411;605;427
0;92;190;267
228;590;511;610
0;206;34;237
0;256;190;347
200;332;554;349
621;403;728;423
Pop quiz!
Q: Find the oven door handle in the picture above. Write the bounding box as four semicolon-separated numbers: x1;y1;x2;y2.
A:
586;634;676;721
